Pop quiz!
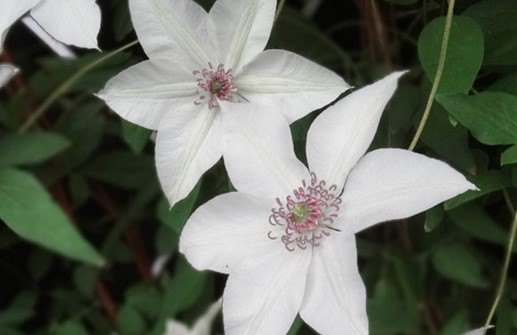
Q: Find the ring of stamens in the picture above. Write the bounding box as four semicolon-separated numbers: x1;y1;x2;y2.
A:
268;172;342;251
193;63;236;110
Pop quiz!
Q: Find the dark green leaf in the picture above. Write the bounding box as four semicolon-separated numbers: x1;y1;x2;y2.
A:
0;168;104;266
488;72;517;96
0;292;37;325
464;0;517;65
418;16;484;94
445;170;511;210
501;145;517;166
157;181;202;234
367;298;416;335
440;310;471;335
421;105;476;173
384;0;418;4
425;205;444;232
286;315;304;335
270;6;350;69
0;132;70;166
437;92;517;145
82;151;156;189
118;305;146;335
432;243;488;288
53;321;89;335
121;120;152;154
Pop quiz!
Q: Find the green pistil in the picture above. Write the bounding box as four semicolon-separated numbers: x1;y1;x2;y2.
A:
211;80;222;93
292;203;310;223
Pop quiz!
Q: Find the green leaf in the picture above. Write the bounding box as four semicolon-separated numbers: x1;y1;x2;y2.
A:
488;72;517;96
0;292;37;325
418;16;484;94
118;305;146;335
421;105;476;173
0;168;104;266
0;132;70;166
440;310;471;335
286;315;304;335
437;92;517;145
449;203;509;245
53;321;89;335
270;6;350;69
464;0;517;65
502;145;517;166
432;243;488;288
384;0;418;4
445;170;511;210
367;298;416;335
157;181;202;234
425;205;444;232
82;151;156;189
121;120;152;154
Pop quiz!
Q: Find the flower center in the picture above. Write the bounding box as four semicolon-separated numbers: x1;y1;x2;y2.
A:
268;173;342;251
193;63;237;110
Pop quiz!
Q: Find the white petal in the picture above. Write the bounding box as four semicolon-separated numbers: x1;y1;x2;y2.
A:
97;59;198;130
222;103;309;199
306;71;405;188
156;105;222;208
0;0;40;46
300;231;368;335
208;0;275;71
129;0;211;69
0;64;18;88
164;321;190;335
191;300;223;335
464;326;494;335
21;16;76;58
341;149;477;233
235;49;349;123
180;192;276;274
30;0;100;49
223;248;310;335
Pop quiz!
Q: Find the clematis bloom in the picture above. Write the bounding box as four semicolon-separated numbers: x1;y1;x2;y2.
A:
464;326;494;335
180;72;476;335
164;300;222;335
98;0;349;208
0;0;101;50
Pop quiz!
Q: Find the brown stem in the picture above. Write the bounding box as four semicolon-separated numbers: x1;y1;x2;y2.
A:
95;280;119;326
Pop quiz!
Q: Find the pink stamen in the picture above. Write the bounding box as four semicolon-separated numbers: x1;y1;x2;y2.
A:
193;63;236;109
268;173;342;251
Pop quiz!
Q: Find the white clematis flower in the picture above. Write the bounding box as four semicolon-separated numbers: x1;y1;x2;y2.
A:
179;72;476;335
164;300;222;335
0;0;101;50
97;0;349;208
463;326;494;335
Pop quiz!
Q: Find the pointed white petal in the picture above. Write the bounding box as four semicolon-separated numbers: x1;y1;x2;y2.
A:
191;300;223;335
164;321;190;335
156;105;222;208
306;71;405;188
0;0;40;46
129;0;211;69
222;103;309;199
97;59;198;130
223;248;310;335
0;64;18;88
21;16;76;58
208;0;275;71
235;49;349;123
30;0;100;49
341;149;477;233
180;192;277;274
464;326;494;335
300;231;368;335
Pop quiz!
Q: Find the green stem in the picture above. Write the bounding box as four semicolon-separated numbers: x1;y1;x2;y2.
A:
18;39;139;133
408;0;455;151
484;206;517;330
275;0;287;22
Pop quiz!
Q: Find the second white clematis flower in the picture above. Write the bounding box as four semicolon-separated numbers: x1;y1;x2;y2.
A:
98;0;349;208
180;72;476;335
